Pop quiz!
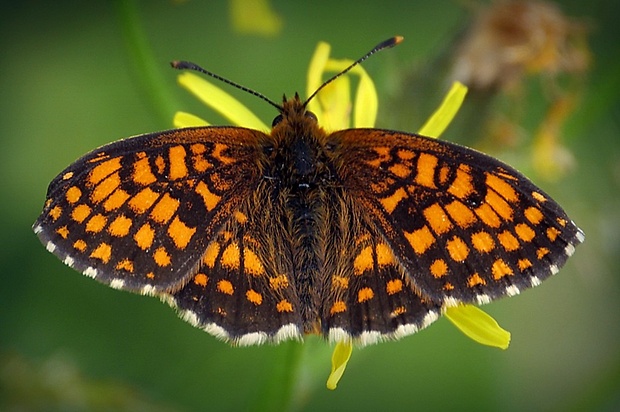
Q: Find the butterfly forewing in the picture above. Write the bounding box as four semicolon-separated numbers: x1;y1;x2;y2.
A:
34;127;265;293
332;129;584;306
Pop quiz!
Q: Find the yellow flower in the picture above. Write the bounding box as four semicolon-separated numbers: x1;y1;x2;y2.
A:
229;0;283;37
173;40;510;391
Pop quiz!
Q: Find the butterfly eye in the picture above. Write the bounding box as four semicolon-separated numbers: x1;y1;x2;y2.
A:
305;111;318;122
271;114;283;127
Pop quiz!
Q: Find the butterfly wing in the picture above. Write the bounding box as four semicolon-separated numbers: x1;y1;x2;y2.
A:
33;127;266;294
330;129;584;306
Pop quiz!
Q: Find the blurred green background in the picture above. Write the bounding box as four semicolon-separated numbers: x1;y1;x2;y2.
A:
2;0;619;410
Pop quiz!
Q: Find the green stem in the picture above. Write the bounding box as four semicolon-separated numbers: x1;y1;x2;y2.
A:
113;0;179;127
251;341;305;412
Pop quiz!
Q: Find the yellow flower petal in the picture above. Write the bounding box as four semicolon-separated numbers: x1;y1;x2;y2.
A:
229;0;283;37
317;76;351;131
418;81;468;138
177;72;269;131
173;111;210;128
445;305;511;350
306;41;331;122
326;341;353;390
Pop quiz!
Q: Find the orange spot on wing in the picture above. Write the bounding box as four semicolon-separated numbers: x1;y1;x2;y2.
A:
485;189;514;221
386;279;403;295
277;299;293;313
424;203;453;235
471;231;495;253
379;187;407;214
246;289;263;305
444;200;477;228
65;186;82;204
194;273;208;287
243;249;265;276
217;280;234;295
90;242;112;263
167;216;196;249
354;246;373;275
221;243;240;269
518;258;533;271
153;247;171;267
331;275;349;289
85;214;107;233
430;259;448;278
358;287;374;302
515;223;536;242
116;259;134;272
270;274;290;289
497;230;520;251
446;236;469;262
134;223;155;250
376;243;395;266
91;172;121;204
150;193;179;224
524;206;544;225
103;189;130;212
486;173;518;202
388;163;410;178
56;226;69;239
195;181;221;212
203;242;220;267
404;226;436;255
88;157;122;186
447;165;474;199
169;146;188;180
491;259;513;279
330;301;347;315
133;153;157;185
467;273;486;287
475;203;502;228
108;215;132;237
49;205;63;221
415;153;438;188
73;239;87;252
547;227;561;241
71;204;91;223
212;143;235;164
129;188;160;214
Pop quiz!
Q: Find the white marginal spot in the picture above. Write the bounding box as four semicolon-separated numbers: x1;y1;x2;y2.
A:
83;267;98;279
549;264;560;275
33;224;43;234
63;255;75;268
236;332;268;346
109;278;125;289
505;285;520;297
392;323;419;340
476;294;492;305
273;324;303;343
45;241;57;253
159;293;177;308
442;296;459;308
421;311;440;329
564;243;576;256
575;228;585;243
141;284;157;296
358;331;382;346
328;328;352;344
203;323;231;342
180;310;200;327
530;276;542;287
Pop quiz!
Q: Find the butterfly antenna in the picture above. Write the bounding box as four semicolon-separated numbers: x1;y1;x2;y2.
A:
171;60;284;112
304;36;404;107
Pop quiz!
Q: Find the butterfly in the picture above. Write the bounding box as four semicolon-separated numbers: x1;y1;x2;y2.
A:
33;37;584;346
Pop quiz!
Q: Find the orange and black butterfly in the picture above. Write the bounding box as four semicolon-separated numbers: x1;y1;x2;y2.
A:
33;37;583;346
